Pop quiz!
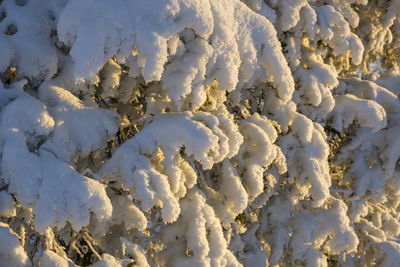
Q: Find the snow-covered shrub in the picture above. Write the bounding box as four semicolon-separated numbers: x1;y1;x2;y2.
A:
1;0;400;266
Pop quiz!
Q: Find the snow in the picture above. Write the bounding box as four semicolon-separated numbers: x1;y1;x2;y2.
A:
1;0;400;266
92;254;122;267
0;93;55;152
218;159;248;226
0;190;15;217
38;84;120;162
110;195;147;232
34;153;112;233
236;113;286;199
294;53;338;121
330;94;387;133
0;0;59;79
0;83;115;233
380;241;400;267
120;238;150;267
316;5;363;63
100;112;242;223
174;189;242;267
2;130;112;233
57;0;294;106
0;222;30;267
278;0;307;31
39;250;70;267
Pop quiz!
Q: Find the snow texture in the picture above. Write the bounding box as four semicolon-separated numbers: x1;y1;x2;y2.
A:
100;112;242;223
57;0;294;107
1;0;400;266
0;84;116;233
0;222;30;267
